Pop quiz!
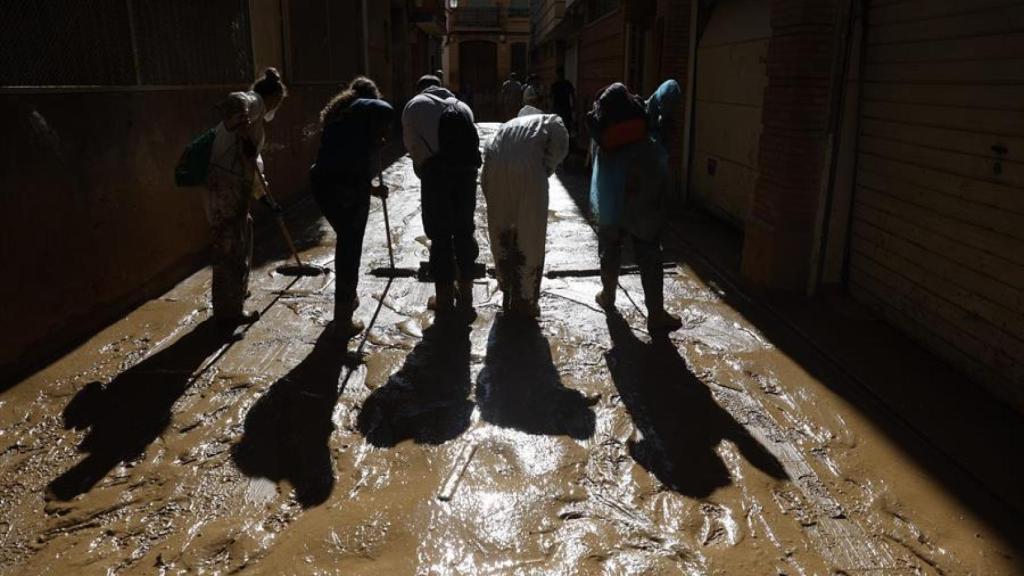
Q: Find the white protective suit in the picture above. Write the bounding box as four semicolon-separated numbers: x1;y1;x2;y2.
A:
482;111;569;309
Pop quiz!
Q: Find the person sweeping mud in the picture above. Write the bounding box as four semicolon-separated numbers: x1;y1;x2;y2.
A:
402;75;482;315
588;80;682;333
310;77;394;338
482;107;569;317
205;68;286;330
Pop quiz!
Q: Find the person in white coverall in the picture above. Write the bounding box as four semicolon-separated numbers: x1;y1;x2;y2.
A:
482;107;569;317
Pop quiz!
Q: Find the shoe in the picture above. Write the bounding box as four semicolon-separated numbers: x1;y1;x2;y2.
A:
456;280;474;311
647;308;682;333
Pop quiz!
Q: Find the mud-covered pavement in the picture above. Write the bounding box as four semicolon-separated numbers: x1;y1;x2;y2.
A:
1;124;1021;575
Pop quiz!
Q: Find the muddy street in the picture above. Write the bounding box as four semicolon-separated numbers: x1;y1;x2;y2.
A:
0;124;1020;575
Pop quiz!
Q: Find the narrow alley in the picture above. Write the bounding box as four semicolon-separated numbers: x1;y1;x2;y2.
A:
0;125;1018;575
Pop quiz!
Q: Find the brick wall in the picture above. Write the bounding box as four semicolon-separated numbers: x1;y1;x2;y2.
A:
741;0;839;292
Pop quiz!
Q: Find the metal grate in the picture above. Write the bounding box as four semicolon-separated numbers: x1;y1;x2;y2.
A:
133;0;253;85
0;0;253;87
0;0;135;86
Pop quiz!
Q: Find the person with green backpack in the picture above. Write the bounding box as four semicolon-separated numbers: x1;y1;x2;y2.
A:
203;68;287;330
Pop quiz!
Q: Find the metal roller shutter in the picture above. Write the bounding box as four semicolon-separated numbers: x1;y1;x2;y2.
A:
848;0;1024;406
690;0;771;229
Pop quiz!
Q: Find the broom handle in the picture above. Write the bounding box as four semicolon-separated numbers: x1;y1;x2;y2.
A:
378;152;396;270
253;166;304;268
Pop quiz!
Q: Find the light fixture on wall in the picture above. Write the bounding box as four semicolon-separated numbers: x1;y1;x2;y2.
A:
448;0;458;8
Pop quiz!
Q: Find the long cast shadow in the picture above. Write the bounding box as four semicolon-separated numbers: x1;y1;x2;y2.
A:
232;330;359;508
48;319;228;501
476;315;596;439
605;314;787;498
357;318;474;447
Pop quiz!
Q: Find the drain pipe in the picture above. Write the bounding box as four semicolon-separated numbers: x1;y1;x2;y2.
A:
810;0;860;294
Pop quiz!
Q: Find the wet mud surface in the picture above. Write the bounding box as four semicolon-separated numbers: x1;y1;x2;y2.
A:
1;124;1021;575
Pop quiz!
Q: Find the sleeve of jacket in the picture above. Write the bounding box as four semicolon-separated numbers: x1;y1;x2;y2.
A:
543;115;570;176
402;98;429;166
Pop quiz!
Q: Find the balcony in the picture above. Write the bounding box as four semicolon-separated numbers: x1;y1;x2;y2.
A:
450;7;501;29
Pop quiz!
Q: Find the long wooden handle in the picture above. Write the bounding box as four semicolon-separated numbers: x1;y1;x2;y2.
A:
275;217;304;267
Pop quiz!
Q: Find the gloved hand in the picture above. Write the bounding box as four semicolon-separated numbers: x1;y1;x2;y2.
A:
370;184;389;199
260;195;283;215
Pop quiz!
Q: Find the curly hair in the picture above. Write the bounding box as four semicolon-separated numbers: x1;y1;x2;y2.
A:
320;76;381;125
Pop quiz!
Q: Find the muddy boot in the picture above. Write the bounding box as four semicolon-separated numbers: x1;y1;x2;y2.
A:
427;281;454;313
595;272;618;312
647;308;682;333
456;280;474;312
216;309;259;330
330;306;365;340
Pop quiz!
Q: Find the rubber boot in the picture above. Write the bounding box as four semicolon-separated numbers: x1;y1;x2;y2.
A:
330;305;365;340
595;271;618;312
216;309;260;333
641;267;681;333
427;281;454;313
456;279;474;312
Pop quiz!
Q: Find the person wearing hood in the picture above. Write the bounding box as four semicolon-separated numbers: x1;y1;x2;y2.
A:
588;80;683;333
310;77;394;339
482;107;569;317
206;67;287;330
402;75;482;315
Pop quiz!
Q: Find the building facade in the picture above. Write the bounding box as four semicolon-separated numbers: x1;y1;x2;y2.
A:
443;0;532;121
526;0;1024;410
0;0;436;386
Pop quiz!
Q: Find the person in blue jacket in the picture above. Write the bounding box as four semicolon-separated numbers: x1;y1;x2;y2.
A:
310;77;394;339
590;80;683;333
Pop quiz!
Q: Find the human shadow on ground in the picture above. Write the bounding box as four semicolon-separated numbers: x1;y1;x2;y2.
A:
357;318;474;447
605;314;787;498
47;319;228;501
232;330;360;508
476;315;596;439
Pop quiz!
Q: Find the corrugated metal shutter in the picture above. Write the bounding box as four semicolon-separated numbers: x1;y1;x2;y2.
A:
690;0;771;228
849;0;1024;406
578;10;624;131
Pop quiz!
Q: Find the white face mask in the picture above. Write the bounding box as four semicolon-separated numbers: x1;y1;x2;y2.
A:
263;108;277;122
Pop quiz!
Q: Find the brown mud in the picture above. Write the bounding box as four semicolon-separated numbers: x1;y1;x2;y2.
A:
0;124;1020;575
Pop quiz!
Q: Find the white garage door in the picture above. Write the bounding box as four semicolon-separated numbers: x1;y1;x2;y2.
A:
690;0;771;228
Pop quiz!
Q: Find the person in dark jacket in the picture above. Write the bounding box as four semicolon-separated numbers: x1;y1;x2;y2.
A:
310;77;394;338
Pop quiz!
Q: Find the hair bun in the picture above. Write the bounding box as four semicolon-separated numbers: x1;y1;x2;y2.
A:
264;67;281;82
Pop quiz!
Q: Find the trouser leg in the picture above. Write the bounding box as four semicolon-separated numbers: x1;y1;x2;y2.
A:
421;171;456;283
519;185;549;306
334;195;370;318
211;215;250;320
632;233;664;313
598;226;622;283
451;170;480;282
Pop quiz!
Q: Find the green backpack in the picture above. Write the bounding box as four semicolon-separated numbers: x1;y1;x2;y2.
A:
174;128;216;187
